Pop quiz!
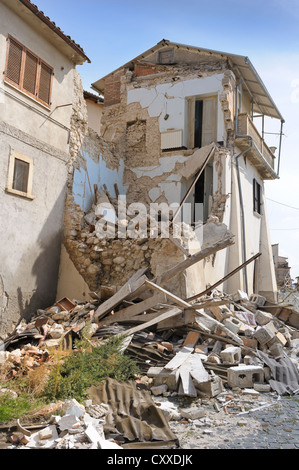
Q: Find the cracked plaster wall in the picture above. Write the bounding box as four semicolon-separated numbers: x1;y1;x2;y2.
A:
59;61;239;300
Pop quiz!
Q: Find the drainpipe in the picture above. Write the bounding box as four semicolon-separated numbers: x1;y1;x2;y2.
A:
234;80;253;294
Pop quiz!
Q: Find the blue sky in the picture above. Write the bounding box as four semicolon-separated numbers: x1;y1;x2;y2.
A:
34;0;299;279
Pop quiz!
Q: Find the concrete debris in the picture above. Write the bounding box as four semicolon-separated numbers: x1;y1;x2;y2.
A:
1;240;299;448
7;398;122;449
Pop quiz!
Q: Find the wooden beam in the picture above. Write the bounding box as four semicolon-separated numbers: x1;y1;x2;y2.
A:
187;299;230;309
119;307;183;337
163;345;194;371
100;292;168;326
186;252;262;302
170;145;216;225
94;268;148;323
153;232;234;286
145;280;243;345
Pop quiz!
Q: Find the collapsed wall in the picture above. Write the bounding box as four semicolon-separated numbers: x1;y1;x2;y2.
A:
60;62;235;302
62;189;202;300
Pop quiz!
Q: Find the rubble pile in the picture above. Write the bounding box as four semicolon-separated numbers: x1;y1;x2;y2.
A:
1;220;299;449
64;187;200;291
7;398;122;449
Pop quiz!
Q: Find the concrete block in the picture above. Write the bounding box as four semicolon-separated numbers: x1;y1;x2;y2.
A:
269;342;285;358
84;423;104;445
151;384;168;396
207;353;221;364
255;310;273;326
58;414;80;432
241;336;258;349
180;407;205;420
227;365;264;389
223;317;243;334
254;383;271;393
147;366;179;391
196;374;224;397
220;346;242;364
38;427;53;440
233;290;249;302
254;325;276;346
249;294;266;307
267;331;287;348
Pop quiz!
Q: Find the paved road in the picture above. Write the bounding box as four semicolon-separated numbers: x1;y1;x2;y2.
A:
170;395;299;449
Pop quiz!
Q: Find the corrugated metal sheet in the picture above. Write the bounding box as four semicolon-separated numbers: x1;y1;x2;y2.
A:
257;351;299;396
87;378;178;448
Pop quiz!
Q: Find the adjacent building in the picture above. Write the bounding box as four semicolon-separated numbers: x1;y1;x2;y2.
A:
0;0;90;337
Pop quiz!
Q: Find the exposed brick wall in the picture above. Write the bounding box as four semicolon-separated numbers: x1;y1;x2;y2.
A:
132;60;167;78
104;69;125;107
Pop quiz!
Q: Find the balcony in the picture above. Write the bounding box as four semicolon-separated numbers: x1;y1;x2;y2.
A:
235;113;277;180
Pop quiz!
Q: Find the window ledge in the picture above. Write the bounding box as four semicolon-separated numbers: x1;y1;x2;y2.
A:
4;80;51;112
5;187;35;200
253;210;262;219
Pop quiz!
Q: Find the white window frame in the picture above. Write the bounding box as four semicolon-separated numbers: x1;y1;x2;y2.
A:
6;150;35;200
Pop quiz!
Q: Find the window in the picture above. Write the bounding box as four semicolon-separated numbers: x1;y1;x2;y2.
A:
4;36;53;107
6;150;34;200
13;158;30;193
253;178;262;215
188;95;217;149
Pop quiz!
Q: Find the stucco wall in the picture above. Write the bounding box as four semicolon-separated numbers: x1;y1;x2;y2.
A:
0;128;68;337
0;2;75;154
0;4;81;338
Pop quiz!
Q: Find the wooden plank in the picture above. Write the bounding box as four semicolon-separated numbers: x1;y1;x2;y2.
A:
101;293;168;326
163;345;194;371
170;144;216;225
178;368;197;397
117;309;170;325
183;331;201;347
153;230;234;286
156;309;196;331
120;307;183;337
145;280;243;345
187;299;230;309
94;269;148;323
185;353;210;385
186;252;261;302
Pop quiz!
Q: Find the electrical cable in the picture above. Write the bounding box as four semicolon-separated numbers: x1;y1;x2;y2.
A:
266;198;299;211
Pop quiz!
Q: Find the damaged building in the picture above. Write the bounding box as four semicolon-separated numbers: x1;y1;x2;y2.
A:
57;39;284;312
2;6;299;451
0;0;286;343
0;0;90;338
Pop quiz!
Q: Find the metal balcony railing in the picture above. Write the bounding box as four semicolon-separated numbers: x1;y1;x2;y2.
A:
236;113;276;171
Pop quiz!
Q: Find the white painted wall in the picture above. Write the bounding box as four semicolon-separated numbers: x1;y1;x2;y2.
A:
127;74;226;148
0;2;75;154
85;100;103;135
0;3;80;337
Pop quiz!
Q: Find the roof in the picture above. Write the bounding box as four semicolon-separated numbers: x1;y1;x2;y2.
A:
84;90;103;103
92;39;283;122
7;0;91;64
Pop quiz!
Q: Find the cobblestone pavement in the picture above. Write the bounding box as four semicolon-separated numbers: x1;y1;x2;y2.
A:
168;395;299;449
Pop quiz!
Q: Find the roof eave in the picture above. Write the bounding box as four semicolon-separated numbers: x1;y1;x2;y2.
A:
92;39;283;122
18;0;91;64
